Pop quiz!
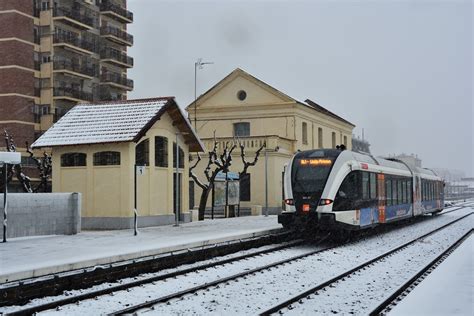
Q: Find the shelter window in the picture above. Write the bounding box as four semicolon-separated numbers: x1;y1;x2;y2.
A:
135;139;149;166
61;153;86;167
302;122;308;145
234;122;250;137
155;136;168;167
93;151;120;166
318;128;323;148
331;132;336;148
173;142;185;169
240;173;251;201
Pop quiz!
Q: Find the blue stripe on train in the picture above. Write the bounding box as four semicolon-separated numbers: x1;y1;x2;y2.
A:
386;204;412;221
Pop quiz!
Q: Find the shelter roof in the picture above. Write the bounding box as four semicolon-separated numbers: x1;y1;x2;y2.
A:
32;97;204;152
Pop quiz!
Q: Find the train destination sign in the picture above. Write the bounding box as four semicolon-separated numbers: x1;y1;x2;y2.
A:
299;158;332;166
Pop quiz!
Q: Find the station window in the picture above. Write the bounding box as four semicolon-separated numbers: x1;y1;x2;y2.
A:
61;153;86;167
302;122;308;145
343;135;347;147
233;122;250;137
318;128;323;148
155;136;168;167
93;151;120;166
173;142;185;169
331;132;336;148
135;139;149;166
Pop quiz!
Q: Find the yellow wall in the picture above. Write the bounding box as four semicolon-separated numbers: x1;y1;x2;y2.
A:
52;112;191;220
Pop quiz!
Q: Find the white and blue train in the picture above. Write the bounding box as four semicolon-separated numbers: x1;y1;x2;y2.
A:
279;148;444;230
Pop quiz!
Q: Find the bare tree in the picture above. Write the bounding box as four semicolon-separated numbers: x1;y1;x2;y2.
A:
0;130;52;193
189;138;236;220
238;139;265;174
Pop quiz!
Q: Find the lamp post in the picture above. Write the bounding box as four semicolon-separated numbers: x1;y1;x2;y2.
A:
194;58;213;130
174;132;180;227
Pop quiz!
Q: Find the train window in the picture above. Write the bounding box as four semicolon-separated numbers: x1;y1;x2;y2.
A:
403;180;408;203
370;173;377;199
362;172;369;200
392;180;397;205
407;181;412;203
398;181;403;205
386;180;392;206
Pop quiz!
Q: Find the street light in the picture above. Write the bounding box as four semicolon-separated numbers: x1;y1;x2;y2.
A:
194;58;213;130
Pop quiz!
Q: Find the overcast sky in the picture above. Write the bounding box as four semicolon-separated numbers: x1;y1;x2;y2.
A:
128;0;473;176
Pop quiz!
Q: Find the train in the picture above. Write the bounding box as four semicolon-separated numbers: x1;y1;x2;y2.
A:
278;148;444;231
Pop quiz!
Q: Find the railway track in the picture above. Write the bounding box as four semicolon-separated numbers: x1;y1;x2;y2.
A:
260;212;473;315
368;229;472;315
2;203;471;315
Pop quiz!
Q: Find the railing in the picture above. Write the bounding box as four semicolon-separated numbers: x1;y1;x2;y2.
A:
53;87;93;102
54;60;97;77
200;135;295;153
100;26;133;44
53;7;98;28
100;48;133;67
54;33;97;53
100;1;133;22
101;72;133;88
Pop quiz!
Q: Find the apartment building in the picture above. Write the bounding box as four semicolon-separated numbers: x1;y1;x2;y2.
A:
0;0;133;152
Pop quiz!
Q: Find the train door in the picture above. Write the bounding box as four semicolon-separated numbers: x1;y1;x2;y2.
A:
377;173;386;223
413;175;422;216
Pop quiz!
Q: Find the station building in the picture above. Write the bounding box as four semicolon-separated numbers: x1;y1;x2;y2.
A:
32;97;204;229
187;68;355;215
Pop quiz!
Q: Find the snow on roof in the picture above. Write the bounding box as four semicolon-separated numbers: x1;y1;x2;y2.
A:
32;98;171;148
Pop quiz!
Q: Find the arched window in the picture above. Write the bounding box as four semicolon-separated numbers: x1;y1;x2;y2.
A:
155;136;168;167
173;142;184;169
302;122;308;145
93;151;121;166
61;153;86;167
135;139;149;166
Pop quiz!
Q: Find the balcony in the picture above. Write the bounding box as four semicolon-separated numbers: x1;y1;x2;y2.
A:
100;26;133;46
53;60;97;79
100;1;133;23
53;33;97;54
53;7;98;30
100;72;133;90
200;135;296;155
100;48;133;68
53;87;93;102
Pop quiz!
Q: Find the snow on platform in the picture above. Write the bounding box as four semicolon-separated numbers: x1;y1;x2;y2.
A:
390;234;473;316
0;216;282;283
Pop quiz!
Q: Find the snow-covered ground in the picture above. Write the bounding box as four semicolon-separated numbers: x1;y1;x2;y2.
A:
389;235;473;316
0;215;281;283
2;206;470;315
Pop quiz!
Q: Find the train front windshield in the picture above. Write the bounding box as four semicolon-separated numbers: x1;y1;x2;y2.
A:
291;150;341;210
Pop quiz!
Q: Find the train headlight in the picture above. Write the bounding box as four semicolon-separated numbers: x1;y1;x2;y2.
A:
284;199;294;205
319;199;333;206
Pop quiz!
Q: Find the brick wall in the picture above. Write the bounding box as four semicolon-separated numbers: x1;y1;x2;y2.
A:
0;12;34;42
0;193;81;238
0;122;36;148
0;68;34;96
0;0;34;16
0;95;35;121
0;41;34;69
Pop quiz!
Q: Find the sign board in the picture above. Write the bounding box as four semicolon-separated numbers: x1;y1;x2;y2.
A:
0;152;21;165
136;165;146;176
214;180;240;206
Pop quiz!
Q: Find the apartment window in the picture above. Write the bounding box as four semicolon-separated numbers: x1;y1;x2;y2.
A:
302;122;308;145
173;143;185;169
61;153;86;167
240;173;251;201
331;132;336;148
234;122;250;137
93;151;120;166
135;139;149;166
318;127;323;148
155;136;168;167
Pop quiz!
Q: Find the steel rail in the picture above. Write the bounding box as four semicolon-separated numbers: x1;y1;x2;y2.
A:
259;212;473;315
107;234;336;315
4;237;307;316
369;228;473;315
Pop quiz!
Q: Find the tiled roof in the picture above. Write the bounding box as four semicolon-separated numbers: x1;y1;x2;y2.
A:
32;98;172;147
